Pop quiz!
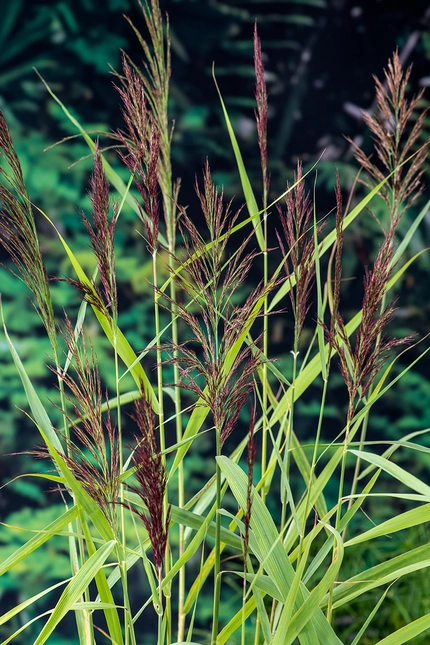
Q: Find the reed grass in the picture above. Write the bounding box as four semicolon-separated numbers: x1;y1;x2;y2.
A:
0;2;429;644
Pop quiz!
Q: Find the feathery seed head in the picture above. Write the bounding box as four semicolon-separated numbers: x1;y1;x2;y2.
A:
82;142;118;315
53;316;120;530
254;24;269;196
0;111;56;347
161;163;272;446
116;56;161;254
349;50;428;220
129;389;170;575
325;173;412;422
277;161;321;343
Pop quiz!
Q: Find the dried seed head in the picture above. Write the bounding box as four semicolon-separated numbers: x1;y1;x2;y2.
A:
82;143;118;315
277;162;322;343
254;24;269;197
116;56;161;254
349;50;428;220
52;316;120;529
128;389;170;575
161;163;274;446
324;175;412;422
0;111;56;348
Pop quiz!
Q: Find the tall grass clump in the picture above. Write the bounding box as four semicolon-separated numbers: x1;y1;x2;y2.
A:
1;2;430;644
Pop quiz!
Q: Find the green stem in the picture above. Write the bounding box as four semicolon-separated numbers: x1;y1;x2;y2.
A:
114;323;137;645
118;547;137;645
327;415;351;624
153;249;170;643
299;374;329;559
335;417;351;531
211;431;222;645
280;347;298;530
253;617;261;645
348;412;369;508
153;251;166;458
168;266;186;642
347;291;387;523
261;211;269;503
157;569;164;645
54;344;94;645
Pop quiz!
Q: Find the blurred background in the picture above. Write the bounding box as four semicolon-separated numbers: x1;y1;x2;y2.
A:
1;0;430;643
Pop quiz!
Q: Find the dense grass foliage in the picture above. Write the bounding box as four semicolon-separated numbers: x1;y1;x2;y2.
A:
0;2;430;644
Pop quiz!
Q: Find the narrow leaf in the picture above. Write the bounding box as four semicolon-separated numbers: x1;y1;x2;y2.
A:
33;541;116;645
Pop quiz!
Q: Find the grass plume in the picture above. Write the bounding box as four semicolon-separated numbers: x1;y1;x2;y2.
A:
129;389;171;580
53;316;120;530
1;8;430;645
0;111;56;348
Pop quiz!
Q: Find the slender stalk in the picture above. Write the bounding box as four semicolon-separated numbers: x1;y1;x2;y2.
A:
54;342;94;645
347;293;387;517
117;544;138;645
153;251;166;458
75;514;94;644
253;618;261;645
170;277;186;641
113;325;135;645
211;430;222;645
280;348;298;531
299;374;329;556
164;178;185;640
326;416;351;625
335;416;351;531
261;211;269;503
152;248;170;644
241;567;247;645
348;413;370;507
158;569;164;645
113;287;136;644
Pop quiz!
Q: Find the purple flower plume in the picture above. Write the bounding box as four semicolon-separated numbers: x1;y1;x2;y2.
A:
326;52;427;420
277;161;323;344
254;24;269;197
348;50;428;220
0;111;56;347
49;316;120;529
129;389;170;576
161;163;274;446
324;174;412;422
116;56;161;254
62;144;117;318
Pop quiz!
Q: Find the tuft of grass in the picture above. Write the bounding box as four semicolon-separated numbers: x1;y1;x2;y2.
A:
0;3;429;645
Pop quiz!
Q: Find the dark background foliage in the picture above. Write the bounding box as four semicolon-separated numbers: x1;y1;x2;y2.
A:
1;0;430;642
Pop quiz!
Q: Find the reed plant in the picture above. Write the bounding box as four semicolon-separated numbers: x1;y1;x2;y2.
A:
1;1;430;643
